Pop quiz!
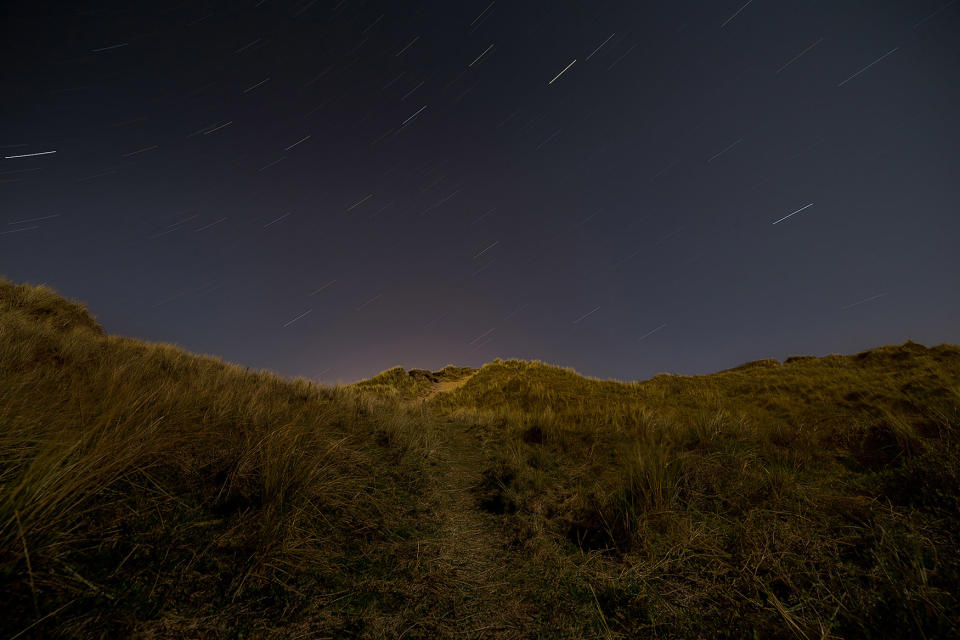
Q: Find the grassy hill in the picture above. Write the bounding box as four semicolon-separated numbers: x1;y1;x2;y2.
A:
1;278;958;638
0;280;455;637
434;354;960;636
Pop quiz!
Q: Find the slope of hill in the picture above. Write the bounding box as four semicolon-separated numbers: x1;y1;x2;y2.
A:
0;280;470;637
430;353;960;636
353;365;476;402
2;278;959;638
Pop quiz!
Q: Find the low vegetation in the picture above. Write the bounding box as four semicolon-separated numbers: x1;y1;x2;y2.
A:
2;278;958;638
0;280;450;637
435;353;960;637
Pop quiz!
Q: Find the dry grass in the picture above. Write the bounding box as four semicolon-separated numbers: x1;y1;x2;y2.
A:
434;354;960;637
0;279;443;638
3;278;959;638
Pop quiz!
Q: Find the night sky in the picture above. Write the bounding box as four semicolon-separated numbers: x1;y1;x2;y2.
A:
2;1;958;383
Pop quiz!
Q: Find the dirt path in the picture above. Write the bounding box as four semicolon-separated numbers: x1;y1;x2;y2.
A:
423;419;529;638
410;373;532;637
423;373;474;401
389;371;533;636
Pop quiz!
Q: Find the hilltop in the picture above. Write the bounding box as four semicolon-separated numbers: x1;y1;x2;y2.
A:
1;278;958;638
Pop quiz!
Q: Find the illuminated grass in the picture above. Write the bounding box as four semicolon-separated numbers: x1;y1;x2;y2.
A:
2;278;958;638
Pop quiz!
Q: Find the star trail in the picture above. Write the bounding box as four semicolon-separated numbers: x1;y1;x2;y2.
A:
2;0;958;383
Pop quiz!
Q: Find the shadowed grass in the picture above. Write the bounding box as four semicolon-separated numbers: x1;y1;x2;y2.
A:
0;279;443;638
3;278;959;638
431;354;960;637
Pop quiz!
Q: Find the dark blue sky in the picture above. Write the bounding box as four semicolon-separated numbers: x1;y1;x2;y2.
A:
2;0;958;383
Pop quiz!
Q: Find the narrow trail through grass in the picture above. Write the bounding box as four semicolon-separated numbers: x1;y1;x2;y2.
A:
417;373;532;637
423;373;474;401
433;423;522;636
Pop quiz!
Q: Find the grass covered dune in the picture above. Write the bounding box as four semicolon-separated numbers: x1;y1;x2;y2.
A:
1;278;959;638
0;280;446;638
